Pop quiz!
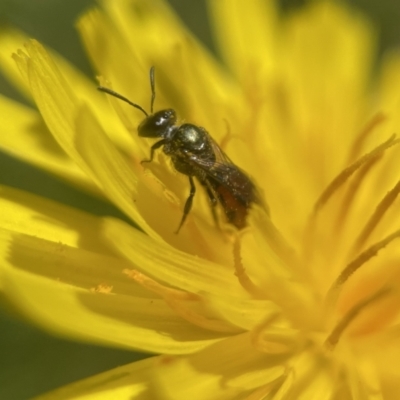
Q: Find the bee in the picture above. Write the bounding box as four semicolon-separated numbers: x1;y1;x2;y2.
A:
98;67;265;233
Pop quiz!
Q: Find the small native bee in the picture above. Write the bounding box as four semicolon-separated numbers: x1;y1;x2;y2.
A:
98;68;265;233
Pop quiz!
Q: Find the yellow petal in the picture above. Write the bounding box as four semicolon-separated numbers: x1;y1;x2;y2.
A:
0;94;95;192
206;295;281;331
102;217;247;298
15;40;89;172
45;43;135;153
74;104;160;238
0;232;223;353
18;39;131;181
0;226;149;297
35;357;155;400
345;356;383;400
80;0;239;141
278;352;336;400
0;26;33;98
16;39;172;238
278;2;376;180
152;333;285;400
2;25;134;151
377;52;400;148
207;0;278;80
0;185;108;253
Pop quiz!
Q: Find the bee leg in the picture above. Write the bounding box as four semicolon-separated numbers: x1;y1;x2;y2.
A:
175;176;196;234
203;181;219;229
141;138;167;165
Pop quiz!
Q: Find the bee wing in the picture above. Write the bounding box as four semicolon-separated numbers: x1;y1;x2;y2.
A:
189;136;249;186
207;134;235;165
188;155;259;207
185;133;234;173
182;132;268;218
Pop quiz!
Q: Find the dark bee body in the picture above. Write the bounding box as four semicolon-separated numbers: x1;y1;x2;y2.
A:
206;163;260;229
98;68;263;232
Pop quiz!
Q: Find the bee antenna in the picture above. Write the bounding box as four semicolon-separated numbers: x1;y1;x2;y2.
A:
97;86;148;117
149;66;156;114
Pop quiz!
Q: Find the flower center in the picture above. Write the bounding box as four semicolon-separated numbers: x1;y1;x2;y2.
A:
306;119;400;348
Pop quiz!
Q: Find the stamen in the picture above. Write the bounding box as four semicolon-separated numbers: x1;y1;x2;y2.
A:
242;381;280;400
251;314;298;354
220;118;233;150
334;156;380;233
330;228;400;292
164;297;240;333
232;236;264;298
353;180;400;253
124;270;238;332
123;269;199;301
253;206;299;269
312;135;399;215
346;113;386;163
325;287;392;349
305;135;399;263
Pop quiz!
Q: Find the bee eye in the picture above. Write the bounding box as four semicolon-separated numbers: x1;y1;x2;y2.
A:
138;109;176;137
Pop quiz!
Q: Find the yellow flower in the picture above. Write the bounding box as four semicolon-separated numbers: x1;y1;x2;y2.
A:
1;0;400;398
